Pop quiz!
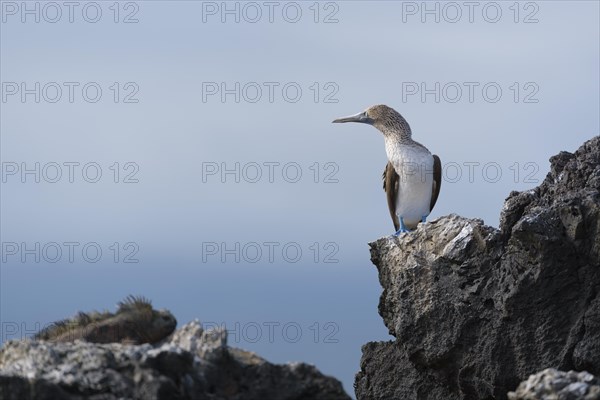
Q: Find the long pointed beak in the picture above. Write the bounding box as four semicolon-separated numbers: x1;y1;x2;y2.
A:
332;111;373;124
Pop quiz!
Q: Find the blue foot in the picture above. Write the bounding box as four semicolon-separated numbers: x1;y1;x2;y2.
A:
394;217;411;236
421;216;427;223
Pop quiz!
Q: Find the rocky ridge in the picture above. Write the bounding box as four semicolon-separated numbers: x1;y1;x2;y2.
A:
0;320;350;400
355;136;600;399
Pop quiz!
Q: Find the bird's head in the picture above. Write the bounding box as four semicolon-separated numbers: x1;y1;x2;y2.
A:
332;104;411;137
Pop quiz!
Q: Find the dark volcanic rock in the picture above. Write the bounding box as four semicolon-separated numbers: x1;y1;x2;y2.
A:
0;321;350;400
355;136;600;400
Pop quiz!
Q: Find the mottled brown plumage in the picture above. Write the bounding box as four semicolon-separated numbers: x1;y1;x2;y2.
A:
334;105;442;232
34;296;177;344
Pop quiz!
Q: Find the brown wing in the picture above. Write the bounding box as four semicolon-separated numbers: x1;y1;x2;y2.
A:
382;162;400;231
430;155;442;212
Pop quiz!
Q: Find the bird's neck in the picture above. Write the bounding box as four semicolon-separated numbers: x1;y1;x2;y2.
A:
374;115;413;144
381;128;414;145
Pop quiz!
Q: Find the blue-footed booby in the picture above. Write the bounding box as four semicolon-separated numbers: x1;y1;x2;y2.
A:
333;105;441;234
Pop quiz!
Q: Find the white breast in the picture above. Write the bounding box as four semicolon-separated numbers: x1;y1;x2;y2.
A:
385;141;434;229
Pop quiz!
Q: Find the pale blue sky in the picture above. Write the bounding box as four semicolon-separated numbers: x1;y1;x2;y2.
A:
1;1;599;395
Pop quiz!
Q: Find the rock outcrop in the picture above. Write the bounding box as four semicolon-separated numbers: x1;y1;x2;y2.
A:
355;136;600;399
0;321;351;400
508;368;600;400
